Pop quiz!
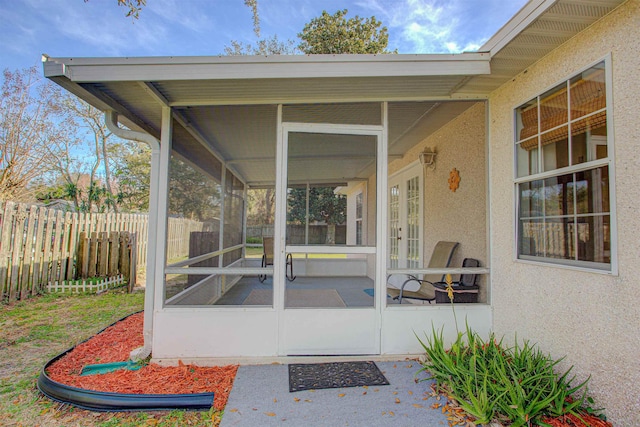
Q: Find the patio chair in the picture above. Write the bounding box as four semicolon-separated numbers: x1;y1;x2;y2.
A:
258;237;296;282
386;241;459;304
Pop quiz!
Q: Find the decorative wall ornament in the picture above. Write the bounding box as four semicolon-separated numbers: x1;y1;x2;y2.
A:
448;168;461;192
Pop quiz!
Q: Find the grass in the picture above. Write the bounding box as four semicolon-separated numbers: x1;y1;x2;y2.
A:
0;289;221;427
245;246;348;259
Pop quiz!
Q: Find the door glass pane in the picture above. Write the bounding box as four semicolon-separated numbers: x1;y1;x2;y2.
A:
389;184;400;270
286;132;377;308
406;176;420;269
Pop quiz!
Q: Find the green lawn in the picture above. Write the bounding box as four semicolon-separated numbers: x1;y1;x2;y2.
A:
245;246;347;259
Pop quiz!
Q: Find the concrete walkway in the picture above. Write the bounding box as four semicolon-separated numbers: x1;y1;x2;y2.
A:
220;360;450;426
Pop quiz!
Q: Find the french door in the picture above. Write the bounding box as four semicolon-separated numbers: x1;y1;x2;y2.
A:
388;163;423;270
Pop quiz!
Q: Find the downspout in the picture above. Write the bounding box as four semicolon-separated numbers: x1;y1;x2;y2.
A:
105;110;159;361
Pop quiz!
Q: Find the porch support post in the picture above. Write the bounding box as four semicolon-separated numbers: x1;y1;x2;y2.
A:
152;106;173;323
219;165;226;266
274;105;286;316
242;185;248;259
305;183;310;246
377;102;389;313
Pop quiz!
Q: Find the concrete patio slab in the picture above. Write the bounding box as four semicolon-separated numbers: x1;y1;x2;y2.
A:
220;360;449;426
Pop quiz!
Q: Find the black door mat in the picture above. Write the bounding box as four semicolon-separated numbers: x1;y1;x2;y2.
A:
288;361;390;392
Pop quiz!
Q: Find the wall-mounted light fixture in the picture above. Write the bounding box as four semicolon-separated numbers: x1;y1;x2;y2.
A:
419;148;437;169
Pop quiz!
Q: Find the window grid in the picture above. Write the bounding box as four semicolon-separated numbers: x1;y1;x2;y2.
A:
515;61;611;270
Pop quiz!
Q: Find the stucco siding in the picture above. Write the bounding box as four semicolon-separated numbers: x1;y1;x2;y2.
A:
488;1;640;425
389;102;488;301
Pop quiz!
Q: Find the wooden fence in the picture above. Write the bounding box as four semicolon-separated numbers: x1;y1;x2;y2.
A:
0;201;213;302
76;231;136;284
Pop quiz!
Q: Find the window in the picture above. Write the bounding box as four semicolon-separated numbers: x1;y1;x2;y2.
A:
515;60;612;271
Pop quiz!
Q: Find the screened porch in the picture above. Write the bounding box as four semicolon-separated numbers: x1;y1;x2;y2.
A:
161;101;490;311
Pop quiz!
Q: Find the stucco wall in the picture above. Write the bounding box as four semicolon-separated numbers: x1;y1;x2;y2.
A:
389;102;488;301
488;1;640;425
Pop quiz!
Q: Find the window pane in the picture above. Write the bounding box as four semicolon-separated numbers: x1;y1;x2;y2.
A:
544;173;572;216
575;166;609;214
577;215;610;264
545;218;575;260
570;62;606;120
516;98;538;142
540;82;568;133
542;129;569;171
571;131;588;166
519;180;543;218
571;114;607;165
519;219;543;256
516;138;539;177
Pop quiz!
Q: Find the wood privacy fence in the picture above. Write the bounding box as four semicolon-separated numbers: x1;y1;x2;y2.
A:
76;231;137;286
246;225;347;244
0;201;213;302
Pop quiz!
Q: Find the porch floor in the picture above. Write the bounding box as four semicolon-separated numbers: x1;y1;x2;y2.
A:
214;276;398;307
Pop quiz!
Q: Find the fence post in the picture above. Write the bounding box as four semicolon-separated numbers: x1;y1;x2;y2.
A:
9;204;27;301
21;206;37;299
98;232;109;277
88;232;98;278
0;202;15;299
108;231;119;277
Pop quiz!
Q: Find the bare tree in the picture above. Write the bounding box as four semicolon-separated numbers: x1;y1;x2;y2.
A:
47;94;121;212
0;67;62;202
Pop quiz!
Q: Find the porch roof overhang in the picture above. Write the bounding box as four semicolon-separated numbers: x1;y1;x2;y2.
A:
42;0;626;187
42;53;492;186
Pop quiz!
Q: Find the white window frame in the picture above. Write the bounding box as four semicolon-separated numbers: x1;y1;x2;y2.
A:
513;55;617;274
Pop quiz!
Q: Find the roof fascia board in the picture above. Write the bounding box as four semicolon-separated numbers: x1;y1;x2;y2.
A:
480;0;559;56
43;53;490;83
169;93;489;107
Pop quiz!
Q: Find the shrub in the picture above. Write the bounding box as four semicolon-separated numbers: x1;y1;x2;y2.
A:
417;323;597;426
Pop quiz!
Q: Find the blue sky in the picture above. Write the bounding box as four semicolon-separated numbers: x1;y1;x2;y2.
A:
1;0;528;71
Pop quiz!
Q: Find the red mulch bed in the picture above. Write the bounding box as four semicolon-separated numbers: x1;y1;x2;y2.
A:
541;414;613;427
46;312;237;410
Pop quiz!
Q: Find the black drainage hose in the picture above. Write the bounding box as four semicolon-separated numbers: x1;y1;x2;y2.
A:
37;367;214;411
37;311;214;412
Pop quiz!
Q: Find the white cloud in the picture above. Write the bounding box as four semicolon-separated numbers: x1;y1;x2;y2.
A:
356;0;527;53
